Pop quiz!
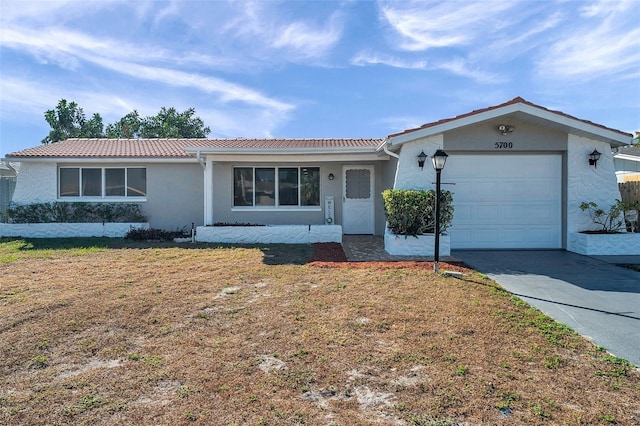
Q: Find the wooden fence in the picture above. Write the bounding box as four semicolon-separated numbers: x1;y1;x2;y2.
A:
620;181;640;204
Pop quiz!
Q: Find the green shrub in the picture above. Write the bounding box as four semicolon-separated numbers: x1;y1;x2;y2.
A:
382;189;453;237
124;227;188;241
6;202;147;224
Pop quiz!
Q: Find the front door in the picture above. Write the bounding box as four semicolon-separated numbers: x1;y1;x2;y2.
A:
342;165;374;234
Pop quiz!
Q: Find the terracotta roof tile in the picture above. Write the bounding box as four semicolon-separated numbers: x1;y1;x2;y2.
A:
6;138;383;159
387;97;632;139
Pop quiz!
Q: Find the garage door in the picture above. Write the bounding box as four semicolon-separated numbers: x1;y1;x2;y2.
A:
444;154;562;249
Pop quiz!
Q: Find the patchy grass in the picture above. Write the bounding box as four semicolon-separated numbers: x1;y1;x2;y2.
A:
0;238;638;425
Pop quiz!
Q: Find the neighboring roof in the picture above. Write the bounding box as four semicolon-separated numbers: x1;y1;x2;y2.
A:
614;146;640;162
5;138;384;160
0;161;17;177
385;97;633;147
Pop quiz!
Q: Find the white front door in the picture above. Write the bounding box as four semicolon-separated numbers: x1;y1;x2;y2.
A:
342;165;375;234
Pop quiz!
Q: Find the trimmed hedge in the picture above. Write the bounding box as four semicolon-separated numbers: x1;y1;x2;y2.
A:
6;202;148;224
124;227;188;241
382;189;453;237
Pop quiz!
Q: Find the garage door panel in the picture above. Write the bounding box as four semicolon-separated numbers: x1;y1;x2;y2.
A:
450;229;471;245
446;154;562;249
521;182;559;200
503;229;527;244
528;205;559;222
454;205;472;221
451;226;560;248
476;229;499;244
501;205;531;221
456;182;499;200
475;205;499;221
530;228;558;245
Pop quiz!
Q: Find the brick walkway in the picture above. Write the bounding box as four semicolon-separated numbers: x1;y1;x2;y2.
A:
341;235;458;262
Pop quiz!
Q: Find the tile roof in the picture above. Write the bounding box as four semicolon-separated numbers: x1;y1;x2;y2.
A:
387;97;633;139
6;138;384;159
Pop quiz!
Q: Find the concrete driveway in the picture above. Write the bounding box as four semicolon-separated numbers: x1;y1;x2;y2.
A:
452;250;640;366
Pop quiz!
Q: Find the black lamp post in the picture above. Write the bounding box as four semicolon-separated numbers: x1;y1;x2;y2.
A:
431;149;448;273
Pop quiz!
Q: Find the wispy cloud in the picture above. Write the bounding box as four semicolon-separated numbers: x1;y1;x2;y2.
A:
379;0;514;51
0;26;230;69
536;0;640;81
351;50;501;84
89;57;294;113
434;58;503;84
0;25;293;113
351;51;427;69
220;2;345;62
270;16;343;59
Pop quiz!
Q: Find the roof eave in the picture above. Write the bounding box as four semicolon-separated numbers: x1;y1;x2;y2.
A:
184;146;380;155
3;156;197;163
386;102;632;148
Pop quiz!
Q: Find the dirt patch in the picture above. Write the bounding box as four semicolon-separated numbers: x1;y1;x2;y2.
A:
310;241;470;272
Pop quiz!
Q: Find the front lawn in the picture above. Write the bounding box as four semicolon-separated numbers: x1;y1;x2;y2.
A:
0;238;638;425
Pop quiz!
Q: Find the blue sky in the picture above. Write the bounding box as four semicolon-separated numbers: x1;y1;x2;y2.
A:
1;0;639;157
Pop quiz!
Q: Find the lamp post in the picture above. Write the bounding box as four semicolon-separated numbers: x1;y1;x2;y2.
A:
431;149;448;273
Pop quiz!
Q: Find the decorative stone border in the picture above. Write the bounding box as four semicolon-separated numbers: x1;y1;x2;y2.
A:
195;225;342;244
567;232;640;255
384;229;451;256
0;223;149;238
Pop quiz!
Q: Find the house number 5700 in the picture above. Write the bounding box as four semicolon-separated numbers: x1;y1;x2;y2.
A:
495;142;513;149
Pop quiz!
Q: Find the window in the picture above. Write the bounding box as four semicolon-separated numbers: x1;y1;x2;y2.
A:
345;169;371;199
59;168;80;197
59;167;146;198
233;166;320;207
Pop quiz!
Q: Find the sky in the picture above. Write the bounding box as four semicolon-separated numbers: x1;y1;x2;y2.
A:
1;0;639;157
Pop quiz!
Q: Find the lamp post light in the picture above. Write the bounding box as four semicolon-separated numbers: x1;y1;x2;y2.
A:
431;149;448;273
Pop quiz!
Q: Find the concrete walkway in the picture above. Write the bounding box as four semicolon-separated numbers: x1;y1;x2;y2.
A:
452;250;640;366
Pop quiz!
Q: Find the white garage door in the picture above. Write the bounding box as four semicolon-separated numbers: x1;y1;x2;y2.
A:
444;154;562;249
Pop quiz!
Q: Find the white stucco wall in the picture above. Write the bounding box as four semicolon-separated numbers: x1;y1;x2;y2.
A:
392;135;443;190
566;135;622;234
11;162;57;203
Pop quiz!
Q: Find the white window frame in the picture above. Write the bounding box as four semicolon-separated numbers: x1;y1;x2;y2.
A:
231;166;321;211
58;166;147;201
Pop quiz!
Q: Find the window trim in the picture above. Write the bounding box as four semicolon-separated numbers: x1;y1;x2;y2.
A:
232;166;321;210
58;166;147;201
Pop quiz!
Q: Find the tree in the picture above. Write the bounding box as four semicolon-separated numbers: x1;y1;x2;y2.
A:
43;101;211;142
104;107;210;138
138;107;211;138
41;99;104;144
105;111;142;138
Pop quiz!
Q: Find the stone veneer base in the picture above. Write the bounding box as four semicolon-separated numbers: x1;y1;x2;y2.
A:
567;232;640;255
384;229;451;256
0;223;149;238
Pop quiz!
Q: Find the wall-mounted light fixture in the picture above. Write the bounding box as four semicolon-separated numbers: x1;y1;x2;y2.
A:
497;124;515;136
588;149;601;168
417;150;427;169
328;173;335;181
